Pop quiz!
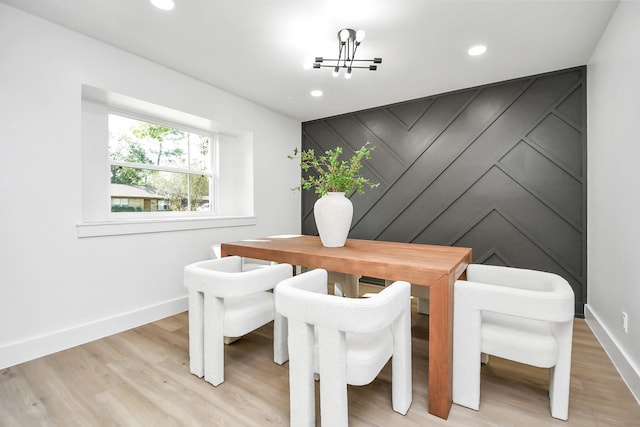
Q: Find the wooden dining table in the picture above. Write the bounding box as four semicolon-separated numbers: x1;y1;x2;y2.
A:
221;234;472;420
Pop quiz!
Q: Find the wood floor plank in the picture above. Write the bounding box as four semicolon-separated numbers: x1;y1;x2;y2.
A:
1;287;639;426
0;367;52;427
17;356;104;426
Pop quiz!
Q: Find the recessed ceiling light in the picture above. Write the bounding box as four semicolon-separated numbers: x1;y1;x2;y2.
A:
151;0;175;11
310;90;323;97
468;45;487;56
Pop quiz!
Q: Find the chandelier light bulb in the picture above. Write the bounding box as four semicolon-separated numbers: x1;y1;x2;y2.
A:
332;67;340;78
355;29;366;42
339;29;351;42
345;68;353;79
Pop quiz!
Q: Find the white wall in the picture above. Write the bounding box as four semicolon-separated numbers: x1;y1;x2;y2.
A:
587;1;640;402
0;4;301;369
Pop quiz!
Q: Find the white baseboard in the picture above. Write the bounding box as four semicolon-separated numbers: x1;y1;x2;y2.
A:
0;296;188;370
585;304;640;404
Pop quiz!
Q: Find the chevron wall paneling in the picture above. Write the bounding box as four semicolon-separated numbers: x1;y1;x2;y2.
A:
301;67;586;315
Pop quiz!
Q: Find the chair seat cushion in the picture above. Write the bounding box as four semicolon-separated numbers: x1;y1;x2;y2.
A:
347;328;394;385
481;311;558;368
314;328;393;386
223;292;274;337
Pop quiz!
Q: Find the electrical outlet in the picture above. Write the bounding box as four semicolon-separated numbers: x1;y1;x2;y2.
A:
622;311;629;333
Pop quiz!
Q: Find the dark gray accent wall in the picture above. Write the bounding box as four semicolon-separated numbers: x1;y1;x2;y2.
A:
301;67;586;315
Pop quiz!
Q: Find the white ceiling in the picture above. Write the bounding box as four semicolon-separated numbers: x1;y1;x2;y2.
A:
1;0;618;122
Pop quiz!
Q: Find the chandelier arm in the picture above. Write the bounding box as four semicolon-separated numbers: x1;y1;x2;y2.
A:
348;41;360;70
337;42;345;67
314;65;373;69
313;64;377;70
316;59;378;63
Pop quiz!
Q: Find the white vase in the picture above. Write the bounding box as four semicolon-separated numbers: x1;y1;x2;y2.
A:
314;192;354;247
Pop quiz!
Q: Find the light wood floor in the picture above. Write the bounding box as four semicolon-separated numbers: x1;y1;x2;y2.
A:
1;285;639;426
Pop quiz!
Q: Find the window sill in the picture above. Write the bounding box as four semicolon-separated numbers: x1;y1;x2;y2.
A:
76;216;257;238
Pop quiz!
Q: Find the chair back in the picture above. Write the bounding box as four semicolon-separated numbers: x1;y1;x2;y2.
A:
184;256;292;298
276;269;410;334
458;265;574;322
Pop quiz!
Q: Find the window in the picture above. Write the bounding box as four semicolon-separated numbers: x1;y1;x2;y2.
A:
78;85;256;238
108;114;214;214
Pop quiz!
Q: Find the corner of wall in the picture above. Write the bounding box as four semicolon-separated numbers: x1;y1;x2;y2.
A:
585;304;640;404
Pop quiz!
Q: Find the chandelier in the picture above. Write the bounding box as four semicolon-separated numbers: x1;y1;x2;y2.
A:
313;28;382;79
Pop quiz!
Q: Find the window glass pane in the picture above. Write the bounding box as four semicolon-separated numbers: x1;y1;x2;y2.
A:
190;174;211;212
148;170;188;211
110;167;191;212
109;115;189;168
110;164;154;187
190;133;211;172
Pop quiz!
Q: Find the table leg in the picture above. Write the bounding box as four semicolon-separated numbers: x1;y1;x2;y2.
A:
427;274;454;419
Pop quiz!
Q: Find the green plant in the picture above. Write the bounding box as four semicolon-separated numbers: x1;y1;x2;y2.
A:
289;141;380;197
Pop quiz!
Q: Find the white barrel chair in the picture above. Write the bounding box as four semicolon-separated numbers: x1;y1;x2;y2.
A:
453;264;575;420
183;256;292;386
275;268;412;427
